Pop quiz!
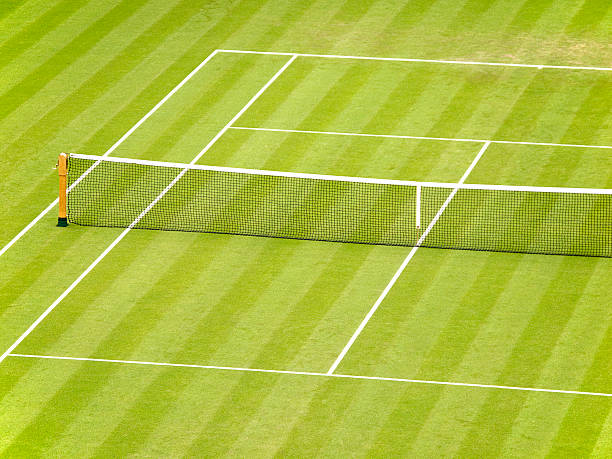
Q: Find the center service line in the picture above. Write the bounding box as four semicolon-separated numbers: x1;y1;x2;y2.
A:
0;55;298;365
327;142;491;375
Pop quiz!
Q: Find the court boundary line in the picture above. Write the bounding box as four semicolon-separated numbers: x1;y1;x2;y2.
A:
8;354;611;398
0;49;222;260
230;126;612;150
217;49;612;72
0;55;298;365
327;141;491;374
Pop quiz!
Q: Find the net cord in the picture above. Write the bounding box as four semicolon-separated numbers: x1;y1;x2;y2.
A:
69;153;612;195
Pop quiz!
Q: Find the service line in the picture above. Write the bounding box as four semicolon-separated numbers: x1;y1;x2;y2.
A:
230;126;612;150
218;49;612;72
9;354;612;398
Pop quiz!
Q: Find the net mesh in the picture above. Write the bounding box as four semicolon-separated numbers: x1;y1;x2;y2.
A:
67;155;612;257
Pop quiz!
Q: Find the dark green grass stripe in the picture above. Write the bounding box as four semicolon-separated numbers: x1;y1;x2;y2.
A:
455;257;599;457
547;321;612;456
0;0;26;23
0;0;149;121
275;377;370;456
555;76;612;145
506;0;556;31
1;0;202;159
125;56;267;161
259;62;380;171
415;254;523;380
382;0;441;32
548;396;612;457
0;358;146;457
0;0;89;70
0;229;89;316
565;0;612;33
329;0;377;23
182;372;283;457
88;366;203;458
165;242;296;363
367;384;449;456
446;0;497;30
252;245;375;369
395;68;503;179
492;71;563;141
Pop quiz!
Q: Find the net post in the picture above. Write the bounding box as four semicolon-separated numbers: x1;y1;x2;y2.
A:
57;153;68;227
416;184;421;233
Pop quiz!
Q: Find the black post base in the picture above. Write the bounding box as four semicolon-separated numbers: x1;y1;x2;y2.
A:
57;217;68;227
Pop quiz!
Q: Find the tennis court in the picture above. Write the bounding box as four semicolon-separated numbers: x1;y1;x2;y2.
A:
1;3;612;455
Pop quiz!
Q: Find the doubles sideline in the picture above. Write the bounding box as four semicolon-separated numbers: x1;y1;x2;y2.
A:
9;354;612;398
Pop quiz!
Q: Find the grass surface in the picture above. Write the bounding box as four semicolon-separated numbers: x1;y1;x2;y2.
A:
1;0;611;457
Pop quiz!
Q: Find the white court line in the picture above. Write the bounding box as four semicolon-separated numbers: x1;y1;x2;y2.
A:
0;55;298;365
230;126;612;150
70;153;612;194
218;49;612;72
327;142;491;375
9;354;612;398
0;49;221;259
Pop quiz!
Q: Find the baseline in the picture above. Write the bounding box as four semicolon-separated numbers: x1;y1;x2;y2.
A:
0;55;298;365
327;141;491;374
218;49;612;72
230;126;612;150
8;354;612;398
0;49;221;259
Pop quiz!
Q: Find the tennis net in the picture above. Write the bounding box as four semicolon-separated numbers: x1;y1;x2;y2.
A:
65;153;612;257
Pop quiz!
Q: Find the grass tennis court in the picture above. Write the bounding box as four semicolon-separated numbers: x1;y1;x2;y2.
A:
1;0;611;457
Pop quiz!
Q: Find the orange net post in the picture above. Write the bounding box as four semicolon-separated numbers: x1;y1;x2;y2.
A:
57;153;68;227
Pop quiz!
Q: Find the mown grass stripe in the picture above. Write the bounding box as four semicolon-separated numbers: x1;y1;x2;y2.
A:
0;0;89;70
506;0;555;32
565;0;612;33
0;0;200;160
0;0;26;23
0;0;149;121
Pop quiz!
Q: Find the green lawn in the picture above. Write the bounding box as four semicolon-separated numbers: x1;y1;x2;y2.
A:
1;0;611;457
